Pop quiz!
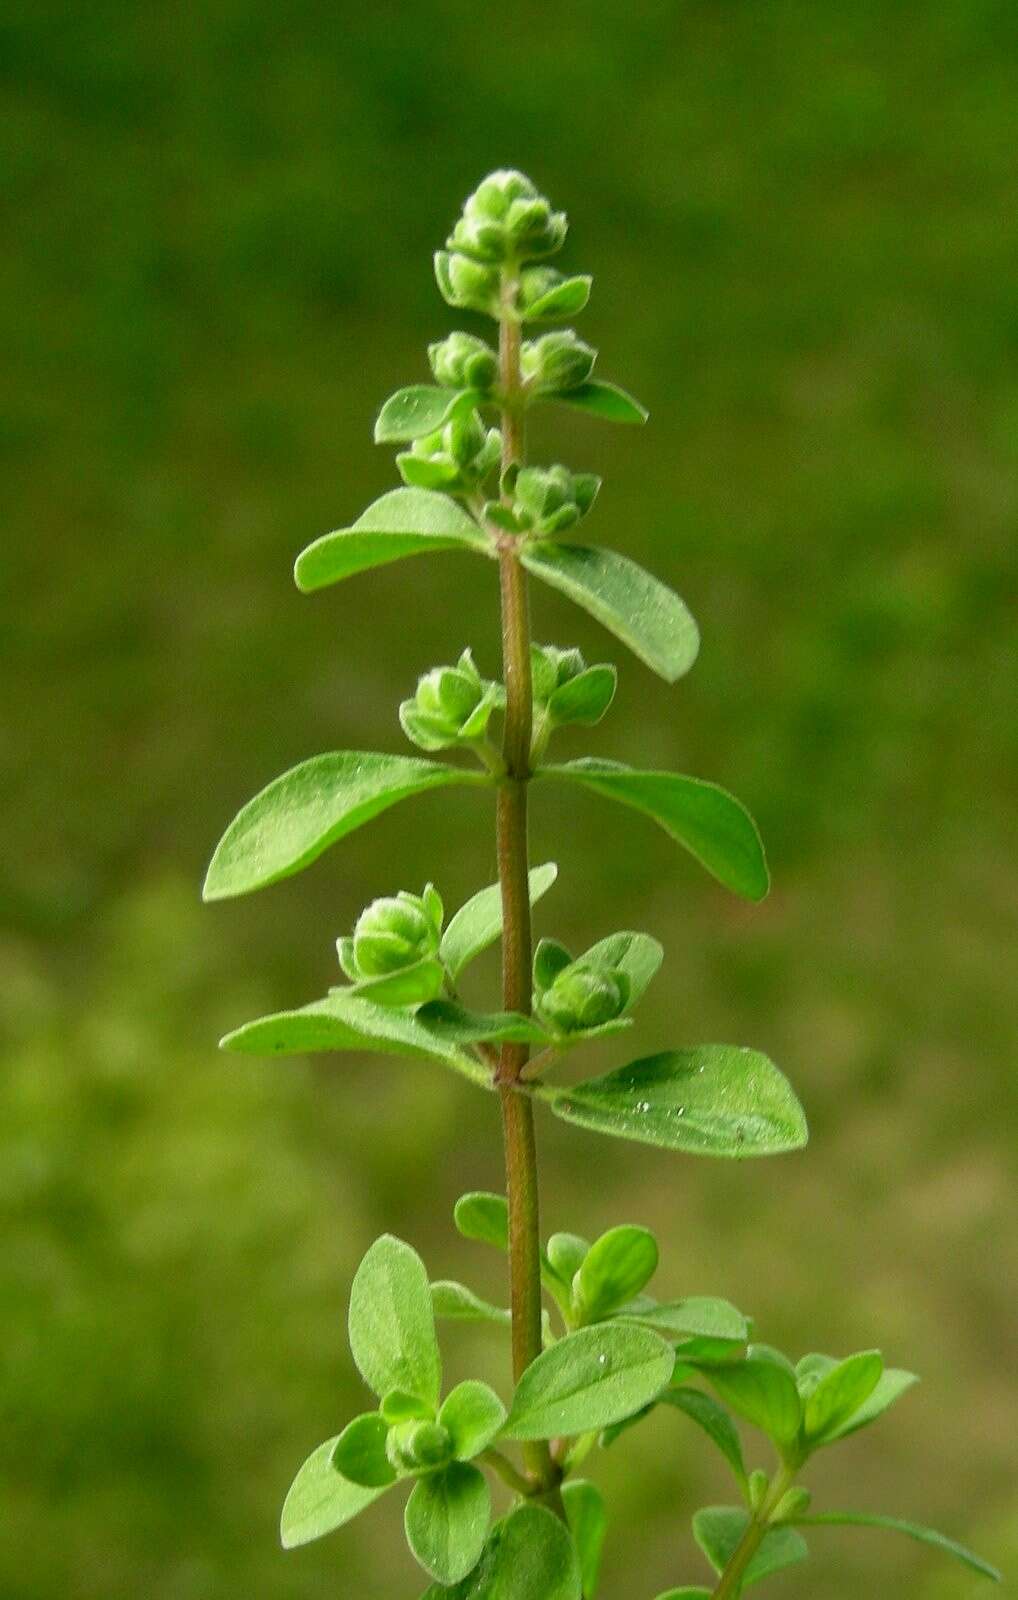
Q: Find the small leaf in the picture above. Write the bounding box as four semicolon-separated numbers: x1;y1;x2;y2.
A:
704;1351;802;1447
503;1323;674;1440
420;1503;582;1600
405;1462;490;1585
577;1226;659;1320
579;931;663;1010
382;1389;433;1424
523;274;592;321
534;938;573;991
220;992;489;1089
454;1192;509;1252
204;751;484;902
791;1512;1001;1582
441;864;558;979
817;1367;919;1443
331;1413;397;1488
280;1437;390;1548
545;1232;590;1287
348;1235;442;1407
562;1480;606;1600
547;380;648;424
431;1281;510;1326
661;1389;747;1489
521;545;698;684
623;1296;749;1345
539;761;767;900
374;385;477;443
803;1350;883;1445
295;488;488;593
693;1507;808;1587
440;1380;508;1460
348;957;447;1008
417;1001;549;1047
546;664;618;727
545;1047;808;1159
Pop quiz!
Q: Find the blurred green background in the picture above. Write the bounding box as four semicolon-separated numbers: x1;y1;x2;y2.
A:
3;1;1016;1595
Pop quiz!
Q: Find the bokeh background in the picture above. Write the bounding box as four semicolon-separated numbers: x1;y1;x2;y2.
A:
3;2;1016;1595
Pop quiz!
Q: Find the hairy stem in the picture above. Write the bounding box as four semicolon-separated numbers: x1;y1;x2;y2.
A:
710;1466;796;1599
494;266;558;1498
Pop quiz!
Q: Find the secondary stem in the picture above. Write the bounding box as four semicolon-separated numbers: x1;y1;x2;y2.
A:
495;266;558;1497
710;1466;796;1599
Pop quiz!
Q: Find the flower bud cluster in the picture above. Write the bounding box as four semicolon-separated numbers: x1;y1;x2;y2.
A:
512;463;600;535
400;648;504;753
538;958;631;1035
447;170;567;264
520;330;596;394
428;331;498;392
385;1419;453;1475
530;644;588;704
397;412;501;493
338;885;443;985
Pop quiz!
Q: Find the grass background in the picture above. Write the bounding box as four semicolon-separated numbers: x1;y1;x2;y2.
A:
2;1;1016;1595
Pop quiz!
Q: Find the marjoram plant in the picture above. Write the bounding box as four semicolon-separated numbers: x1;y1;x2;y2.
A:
204;172;1000;1597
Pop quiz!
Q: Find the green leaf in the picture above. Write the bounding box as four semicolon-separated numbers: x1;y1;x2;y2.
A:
816;1367;919;1443
523;275;592;321
803;1350;883;1445
534;938;574;992
454;1192;509;1252
440;1380;508;1460
382;1389;433;1424
416;1001;549;1047
661;1389;747;1489
562;1480;606;1600
420;1503;582;1600
280;1437;390;1548
374;385;478;443
431;1281;510;1326
348;1235;442;1407
204;751;484;901
791;1512;1001;1582
704;1351;802;1447
579;931;663;1010
331;1412;397;1488
347;957;447;1008
405;1462;490;1585
521;545;698;684
539;761;767;900
623;1296;749;1345
295;488;488;593
653;1590;712;1599
220;991;489;1089
544;1047;808;1158
547;380;648;424
546;664;617;727
441;863;558;979
503;1323;674;1440
693;1507;808;1587
545;1232;590;1288
577;1225;659;1320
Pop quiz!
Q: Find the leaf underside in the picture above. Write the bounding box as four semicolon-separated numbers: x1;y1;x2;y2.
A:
294;487;488;593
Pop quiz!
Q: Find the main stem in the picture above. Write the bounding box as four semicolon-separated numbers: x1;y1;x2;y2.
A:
495;270;557;1496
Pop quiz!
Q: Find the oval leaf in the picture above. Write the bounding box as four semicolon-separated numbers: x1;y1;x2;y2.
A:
546;664;617;727
421;1503;582;1600
521;545;698;684
547;380;649;424
577;1225;659;1320
704;1352;802;1447
405;1462;490;1585
295;488;488;593
624;1296;749;1345
545;1046;807;1159
579;931;663;1010
693;1506;808;1587
503;1323;674;1440
331;1412;396;1488
439;1380;508;1460
348;1235;442;1407
453;1191;509;1252
562;1480;606;1600
540;760;768;900
820;1366;918;1442
441;863;558;979
804;1350;883;1445
431;1281;511;1326
280;1437;390;1549
523;274;592;321
374;385;477;443
204;751;484;901
791;1512;1001;1582
416;1001;550;1047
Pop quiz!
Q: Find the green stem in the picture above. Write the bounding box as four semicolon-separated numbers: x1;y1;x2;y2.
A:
710;1466;796;1599
494;265;559;1500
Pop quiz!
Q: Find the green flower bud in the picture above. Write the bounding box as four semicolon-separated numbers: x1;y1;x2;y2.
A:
447;170;567;264
520;331;596;393
517;266;592;321
434;250;501;317
513;464;601;535
427;331;498;392
386;1419;453;1474
343;886;442;981
400;648;504;752
530;644;587;704
397;412;501;492
540;962;630;1033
